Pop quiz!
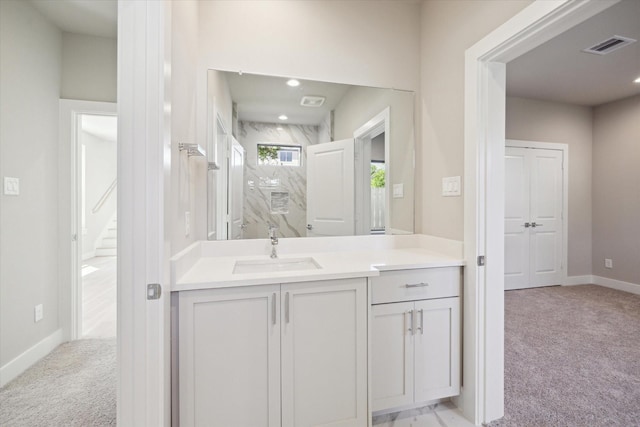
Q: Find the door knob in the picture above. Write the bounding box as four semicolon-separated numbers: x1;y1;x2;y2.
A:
524;222;531;228
531;222;543;228
306;224;313;230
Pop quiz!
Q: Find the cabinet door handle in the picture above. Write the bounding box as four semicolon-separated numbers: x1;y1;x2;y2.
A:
272;293;276;325
418;309;424;335
285;292;290;323
406;310;414;334
406;282;429;288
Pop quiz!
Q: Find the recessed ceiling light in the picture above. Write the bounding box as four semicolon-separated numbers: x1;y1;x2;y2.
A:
635;76;640;83
278;115;288;121
286;79;300;87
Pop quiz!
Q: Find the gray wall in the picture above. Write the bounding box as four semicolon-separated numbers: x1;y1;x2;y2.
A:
418;0;534;239
505;96;594;277
0;0;62;367
592;95;640;284
61;33;117;103
0;0;118;372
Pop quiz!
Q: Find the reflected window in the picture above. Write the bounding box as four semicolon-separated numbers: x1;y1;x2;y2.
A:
257;144;301;167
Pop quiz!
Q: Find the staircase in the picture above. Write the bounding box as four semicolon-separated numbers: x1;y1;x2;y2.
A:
95;217;117;257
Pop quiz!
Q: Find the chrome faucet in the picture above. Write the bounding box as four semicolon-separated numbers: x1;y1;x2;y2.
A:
268;224;279;258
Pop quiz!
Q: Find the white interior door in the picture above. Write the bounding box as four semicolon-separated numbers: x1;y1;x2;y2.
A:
306;139;355;236
228;137;245;240
504;148;531;289
505;146;563;290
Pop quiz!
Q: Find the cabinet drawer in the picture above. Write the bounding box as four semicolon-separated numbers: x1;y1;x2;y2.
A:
370;267;461;304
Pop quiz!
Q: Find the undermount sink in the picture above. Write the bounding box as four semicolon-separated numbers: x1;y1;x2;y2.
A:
233;257;321;274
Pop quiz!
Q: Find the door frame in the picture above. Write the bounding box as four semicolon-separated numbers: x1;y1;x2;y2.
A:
505;140;568;289
463;0;618;423
59;99;117;341
353;107;390;235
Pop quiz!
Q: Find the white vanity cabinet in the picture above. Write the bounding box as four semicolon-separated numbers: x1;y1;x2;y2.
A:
370;267;461;412
178;278;367;427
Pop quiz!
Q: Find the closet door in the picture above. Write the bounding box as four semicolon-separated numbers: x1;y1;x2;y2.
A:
529;149;564;287
505;147;531;290
505;146;564;290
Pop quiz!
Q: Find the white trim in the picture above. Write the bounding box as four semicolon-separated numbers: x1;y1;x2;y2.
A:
0;329;64;388
464;0;620;424
59;99;117;342
593;276;640;295
564;275;595;286
506;139;569;288
353;107;390;235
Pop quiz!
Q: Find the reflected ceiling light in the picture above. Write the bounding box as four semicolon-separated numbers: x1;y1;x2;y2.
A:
278;115;288;121
635;76;640;83
277;126;283;131
286;79;300;87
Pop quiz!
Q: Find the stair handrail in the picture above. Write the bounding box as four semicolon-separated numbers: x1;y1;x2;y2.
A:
92;178;117;214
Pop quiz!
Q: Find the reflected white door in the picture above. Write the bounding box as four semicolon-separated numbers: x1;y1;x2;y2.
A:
505;147;563;290
228;137;245;240
306;139;355;236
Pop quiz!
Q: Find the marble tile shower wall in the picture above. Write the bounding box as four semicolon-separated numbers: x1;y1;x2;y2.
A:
239;121;322;239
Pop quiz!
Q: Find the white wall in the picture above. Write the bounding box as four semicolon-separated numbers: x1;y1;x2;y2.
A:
505;96;593;277
0;0;62;368
418;0;533;240
81;131;117;257
61;33;117;103
592;95;640;285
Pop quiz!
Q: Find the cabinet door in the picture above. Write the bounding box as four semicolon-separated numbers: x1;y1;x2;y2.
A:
281;278;367;427
179;286;280;427
414;297;460;402
371;302;415;411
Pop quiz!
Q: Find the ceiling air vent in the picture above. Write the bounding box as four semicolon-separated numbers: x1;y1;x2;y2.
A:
300;96;325;107
583;35;637;55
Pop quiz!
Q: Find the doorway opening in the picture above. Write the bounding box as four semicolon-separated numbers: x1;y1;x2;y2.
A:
76;113;118;339
354;107;390;236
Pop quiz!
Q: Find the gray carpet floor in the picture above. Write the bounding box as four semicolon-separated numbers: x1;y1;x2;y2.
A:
0;338;116;426
489;285;640;427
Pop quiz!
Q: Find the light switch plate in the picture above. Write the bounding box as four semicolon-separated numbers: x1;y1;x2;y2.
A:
4;177;19;196
393;183;404;198
442;176;461;197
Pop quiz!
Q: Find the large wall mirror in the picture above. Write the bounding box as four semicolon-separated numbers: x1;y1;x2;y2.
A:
207;70;415;240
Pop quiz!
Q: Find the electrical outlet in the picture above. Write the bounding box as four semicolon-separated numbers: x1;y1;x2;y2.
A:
185;211;191;236
34;304;43;322
605;258;613;269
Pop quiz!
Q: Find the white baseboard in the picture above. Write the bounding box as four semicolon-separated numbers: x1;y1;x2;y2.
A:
564;275;595;286
0;328;64;388
593;275;640;295
564;275;640;295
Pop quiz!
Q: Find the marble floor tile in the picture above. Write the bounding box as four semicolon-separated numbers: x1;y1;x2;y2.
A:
373;402;476;427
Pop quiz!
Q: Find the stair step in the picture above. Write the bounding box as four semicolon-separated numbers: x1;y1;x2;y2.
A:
95;247;117;256
106;228;117;238
100;237;117;248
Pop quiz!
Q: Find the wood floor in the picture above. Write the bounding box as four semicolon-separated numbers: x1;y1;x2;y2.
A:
82;256;116;338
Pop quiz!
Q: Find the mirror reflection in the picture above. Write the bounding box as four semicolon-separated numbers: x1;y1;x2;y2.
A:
207;70;415;240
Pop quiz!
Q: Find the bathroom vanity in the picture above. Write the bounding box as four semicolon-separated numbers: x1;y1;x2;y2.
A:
171;235;463;426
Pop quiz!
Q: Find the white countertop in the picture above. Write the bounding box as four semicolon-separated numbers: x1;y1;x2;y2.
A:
172;235;464;292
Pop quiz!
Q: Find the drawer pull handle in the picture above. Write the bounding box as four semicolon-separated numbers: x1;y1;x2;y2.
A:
406;282;429;288
272;293;276;325
406;310;414;334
